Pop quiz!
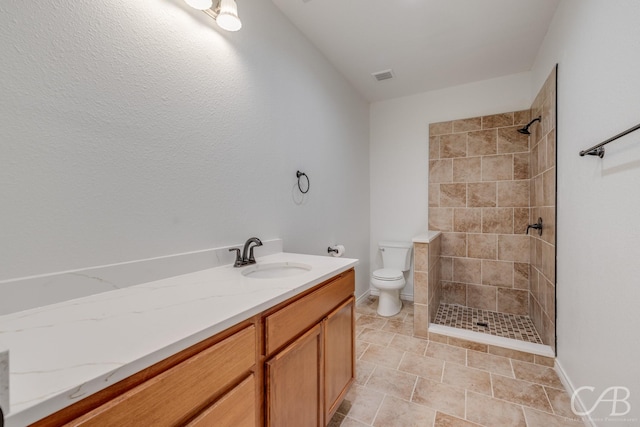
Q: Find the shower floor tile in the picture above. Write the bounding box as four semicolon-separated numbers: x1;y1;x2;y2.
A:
433;303;543;344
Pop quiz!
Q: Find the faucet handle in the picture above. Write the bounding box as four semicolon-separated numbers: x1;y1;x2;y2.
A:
228;248;244;267
248;240;263;263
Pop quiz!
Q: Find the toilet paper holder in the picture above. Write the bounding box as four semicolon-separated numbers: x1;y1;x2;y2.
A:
327;246;339;254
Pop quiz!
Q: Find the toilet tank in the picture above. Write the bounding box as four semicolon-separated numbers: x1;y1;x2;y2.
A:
379;241;413;271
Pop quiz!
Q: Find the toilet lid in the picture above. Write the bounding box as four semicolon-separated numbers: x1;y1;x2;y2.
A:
372;268;404;281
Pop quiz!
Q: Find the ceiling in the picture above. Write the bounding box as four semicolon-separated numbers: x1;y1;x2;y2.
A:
271;0;560;102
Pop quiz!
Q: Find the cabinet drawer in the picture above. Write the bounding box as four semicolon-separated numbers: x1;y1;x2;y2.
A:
68;325;256;427
265;269;354;356
187;374;256;427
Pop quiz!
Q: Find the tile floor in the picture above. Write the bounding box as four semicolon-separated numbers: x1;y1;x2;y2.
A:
434;303;543;344
329;297;585;427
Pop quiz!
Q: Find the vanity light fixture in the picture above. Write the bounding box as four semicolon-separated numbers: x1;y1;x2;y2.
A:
185;0;242;32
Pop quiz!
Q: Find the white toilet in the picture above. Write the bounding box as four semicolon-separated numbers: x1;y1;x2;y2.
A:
371;241;413;317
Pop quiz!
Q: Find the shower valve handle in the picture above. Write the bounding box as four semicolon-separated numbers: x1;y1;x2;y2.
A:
526;217;543;236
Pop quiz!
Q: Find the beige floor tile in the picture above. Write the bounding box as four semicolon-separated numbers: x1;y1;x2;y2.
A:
466;391;527;426
365;366;418;401
341;384;385;425
398;352;444;381
544;387;584;421
356;315;388;331
360;344;405;369
356;340;370;359
523;407;585;426
382;319;415;336
358;328;396;346
425;341;467;365
355;360;376;385
341;417;373;427
511;359;564;389
373;395;436;427
357;304;379;317
466;350;514;377
491;374;553;412
412;377;466;418
389;334;429;355
442;363;492;396
434;411;482;427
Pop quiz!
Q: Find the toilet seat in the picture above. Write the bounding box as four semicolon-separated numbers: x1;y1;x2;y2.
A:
372;268;403;281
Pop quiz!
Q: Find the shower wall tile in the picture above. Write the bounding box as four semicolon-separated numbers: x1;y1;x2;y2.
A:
514;208;529;235
453;208;482;233
513;153;529;180
497;288;528;316
514;110;531;126
543;169;555;206
441;234;466;257
482;112;513;129
429;207;453;231
497;127;529;154
453;157;481;182
468;129;498;156
430;121;453;135
467;234;497;259
429;183;440;207
414;243;429;271
429;136;440;160
442;281;466;305
453;117;482;132
482;260;514;287
498;235;530;263
513;263;529;289
482;155;513;181
429;159;453;183
497;181;530;207
468;183;496;207
467;284;497;311
453;258;482;284
440;257;453;281
414;271;428;304
441;133;468;158
482;208;513;234
440;183;467;207
547;130;556;167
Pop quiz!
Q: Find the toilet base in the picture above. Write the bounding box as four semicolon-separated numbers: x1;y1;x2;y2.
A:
376;289;403;317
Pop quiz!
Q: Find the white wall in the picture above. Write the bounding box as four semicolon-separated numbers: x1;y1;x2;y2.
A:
370;73;532;298
0;1;370;297
532;1;640;424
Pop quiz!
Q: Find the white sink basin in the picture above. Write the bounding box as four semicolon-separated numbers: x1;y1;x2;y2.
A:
242;262;312;279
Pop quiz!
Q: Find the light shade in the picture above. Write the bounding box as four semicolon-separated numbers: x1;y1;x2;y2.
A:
184;0;213;10
216;0;242;32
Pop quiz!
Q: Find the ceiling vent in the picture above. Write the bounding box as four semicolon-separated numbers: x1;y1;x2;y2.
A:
372;69;394;82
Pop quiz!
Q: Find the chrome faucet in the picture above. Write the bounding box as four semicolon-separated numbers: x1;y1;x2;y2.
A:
229;237;263;267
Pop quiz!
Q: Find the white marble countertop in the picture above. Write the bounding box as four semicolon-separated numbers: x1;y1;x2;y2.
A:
0;252;358;427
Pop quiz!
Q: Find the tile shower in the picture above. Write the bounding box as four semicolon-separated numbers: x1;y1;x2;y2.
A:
420;68;557;351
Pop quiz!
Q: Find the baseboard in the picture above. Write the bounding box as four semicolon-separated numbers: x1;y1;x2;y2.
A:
554;359;595;427
356;289;371;306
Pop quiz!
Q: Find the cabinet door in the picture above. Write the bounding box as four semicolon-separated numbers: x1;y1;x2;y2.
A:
266;323;322;427
324;297;355;422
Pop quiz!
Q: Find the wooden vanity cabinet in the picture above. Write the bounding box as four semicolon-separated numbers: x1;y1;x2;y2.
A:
32;320;260;427
264;269;355;427
32;268;355;427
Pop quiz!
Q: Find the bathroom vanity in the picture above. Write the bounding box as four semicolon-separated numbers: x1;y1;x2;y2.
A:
0;253;357;427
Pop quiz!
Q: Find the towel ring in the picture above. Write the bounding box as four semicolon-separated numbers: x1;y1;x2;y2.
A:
296;171;310;194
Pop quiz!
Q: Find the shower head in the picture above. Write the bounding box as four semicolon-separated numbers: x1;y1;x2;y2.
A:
517;116;542;135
